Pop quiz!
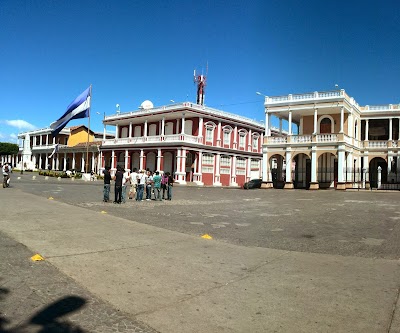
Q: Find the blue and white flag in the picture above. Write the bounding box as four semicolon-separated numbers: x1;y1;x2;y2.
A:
49;143;59;159
50;87;91;137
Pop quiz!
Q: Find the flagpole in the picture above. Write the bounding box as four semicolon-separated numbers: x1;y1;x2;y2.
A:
85;84;92;174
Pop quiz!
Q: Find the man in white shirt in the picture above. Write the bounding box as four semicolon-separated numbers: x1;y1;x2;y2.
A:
136;170;147;201
129;168;139;200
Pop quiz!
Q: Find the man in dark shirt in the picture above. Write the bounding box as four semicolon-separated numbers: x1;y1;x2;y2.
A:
114;166;123;204
103;166;112;202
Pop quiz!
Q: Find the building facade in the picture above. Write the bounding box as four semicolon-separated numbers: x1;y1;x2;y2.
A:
13;125;109;173
262;89;400;190
100;102;273;187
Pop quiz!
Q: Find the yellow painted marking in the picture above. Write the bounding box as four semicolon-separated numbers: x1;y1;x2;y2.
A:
31;254;44;261
201;234;213;240
48;197;54;200
101;211;107;214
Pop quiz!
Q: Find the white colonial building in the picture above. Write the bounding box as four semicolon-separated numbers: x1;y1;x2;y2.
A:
262;89;400;190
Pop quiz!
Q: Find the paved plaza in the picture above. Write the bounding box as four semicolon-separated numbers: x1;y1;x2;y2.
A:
1;173;400;332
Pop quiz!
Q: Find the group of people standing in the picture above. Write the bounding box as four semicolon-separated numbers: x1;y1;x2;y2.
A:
103;167;174;204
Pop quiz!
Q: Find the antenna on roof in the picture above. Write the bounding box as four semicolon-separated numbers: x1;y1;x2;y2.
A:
193;65;207;106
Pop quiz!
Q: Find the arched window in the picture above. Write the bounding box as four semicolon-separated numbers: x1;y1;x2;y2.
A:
320;117;332;134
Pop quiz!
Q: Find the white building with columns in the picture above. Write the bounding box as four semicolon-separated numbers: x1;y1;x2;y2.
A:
14;125;112;173
100;101;282;186
262;89;400;190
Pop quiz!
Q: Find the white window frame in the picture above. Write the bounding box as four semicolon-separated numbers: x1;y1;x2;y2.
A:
238;130;247;148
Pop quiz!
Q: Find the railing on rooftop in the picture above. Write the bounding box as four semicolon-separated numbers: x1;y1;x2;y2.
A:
104;102;264;128
265;89;399;112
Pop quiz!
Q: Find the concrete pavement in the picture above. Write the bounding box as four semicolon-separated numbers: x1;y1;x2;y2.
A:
1;188;400;332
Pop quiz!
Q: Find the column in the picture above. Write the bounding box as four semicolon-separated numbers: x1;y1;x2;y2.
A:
157;148;162;171
265;111;270;136
45;154;49;170
144;120;148;137
247;129;252;152
72;152;76;170
231;155;237;186
198;117;203;138
346;152;353;183
81;154;85;172
91;152;95;172
284;150;293;189
214;153;221;185
51;154;55;170
310;148;318;189
129;122;132;138
161;117;165;136
103;125;106;140
233;126;238;149
139;149;144;170
52;137;56;144
198;152;203;183
46;134;49;146
398;118;400;141
388;154;394;175
97;152;101;174
63;153;67;171
288;111;292;136
389;118;393;140
181;113;185;134
32;155;36;168
279;118;282;134
111;150;115;169
313;108;318;134
39;154;42;169
217;121;221;146
337;147;345;189
340;107;344;133
181;149;187;182
124;149;128;170
365;119;369;141
40;135;43;146
262;150;269;183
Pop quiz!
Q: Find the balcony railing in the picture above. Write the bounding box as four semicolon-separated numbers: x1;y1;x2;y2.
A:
265;133;399;151
316;134;338;142
291;135;312;143
102;134;204;146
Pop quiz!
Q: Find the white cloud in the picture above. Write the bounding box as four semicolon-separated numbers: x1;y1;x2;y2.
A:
5;120;36;130
9;133;17;139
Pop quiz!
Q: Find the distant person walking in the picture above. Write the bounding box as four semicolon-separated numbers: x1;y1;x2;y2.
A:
2;163;11;188
103;167;111;202
113;166;123;204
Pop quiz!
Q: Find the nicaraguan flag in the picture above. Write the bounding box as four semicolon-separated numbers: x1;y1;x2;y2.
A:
50;87;91;137
49;144;59;158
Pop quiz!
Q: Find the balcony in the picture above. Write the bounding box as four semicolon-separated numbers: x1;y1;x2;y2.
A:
264;133;400;152
102;134;204;147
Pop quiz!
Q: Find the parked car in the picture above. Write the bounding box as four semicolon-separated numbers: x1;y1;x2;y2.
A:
243;179;262;189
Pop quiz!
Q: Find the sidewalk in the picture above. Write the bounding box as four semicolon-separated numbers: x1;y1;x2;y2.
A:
1;188;400;332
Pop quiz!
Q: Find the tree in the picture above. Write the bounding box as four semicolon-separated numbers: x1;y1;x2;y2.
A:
0;142;19;156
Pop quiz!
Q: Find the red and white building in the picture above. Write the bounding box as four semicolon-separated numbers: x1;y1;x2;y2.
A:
100;102;274;187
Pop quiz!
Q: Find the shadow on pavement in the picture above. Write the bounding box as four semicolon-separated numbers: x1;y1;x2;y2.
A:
0;289;86;333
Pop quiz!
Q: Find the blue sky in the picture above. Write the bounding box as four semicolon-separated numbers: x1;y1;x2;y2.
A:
1;0;399;142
